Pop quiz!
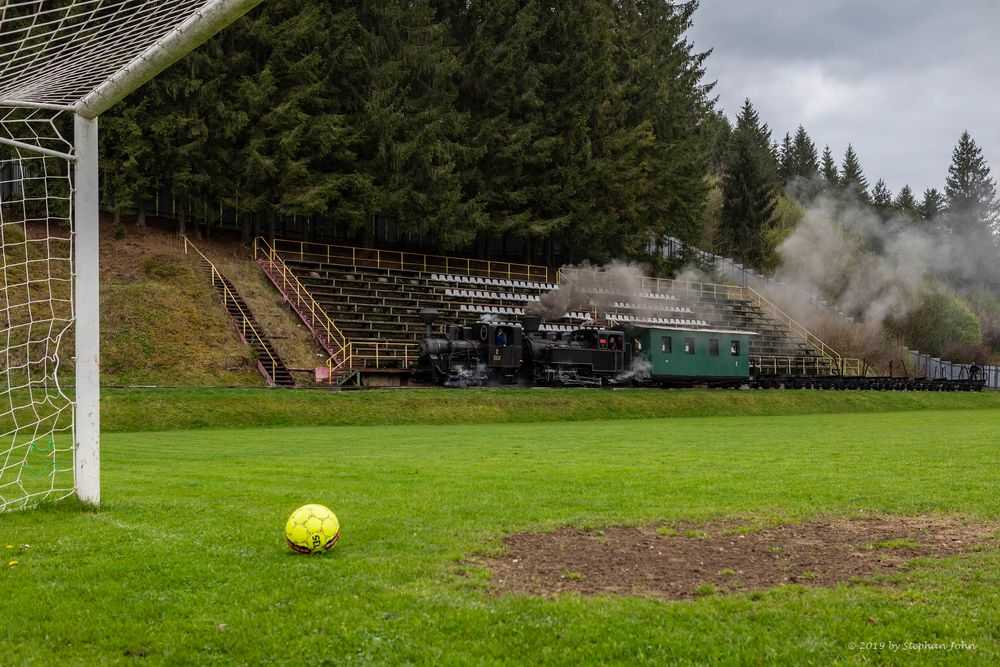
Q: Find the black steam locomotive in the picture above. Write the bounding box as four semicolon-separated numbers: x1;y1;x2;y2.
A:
416;309;628;386
415;308;987;391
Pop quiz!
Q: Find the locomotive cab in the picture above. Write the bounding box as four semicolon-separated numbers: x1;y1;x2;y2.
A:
475;322;522;369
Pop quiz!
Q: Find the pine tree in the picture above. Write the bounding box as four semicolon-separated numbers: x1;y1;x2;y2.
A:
101;95;155;228
98;0;722;261
777;132;793;185
718;99;778;268
458;0;624;261
361;0;486;250
820;145;839;189
785;125;820;199
943;130;997;240
790;126;819;179
840;144;870;204
893;184;919;220
920;188;945;221
633;0;717;252
704;110;732;176
143;54;214;237
871;179;893;219
457;0;714;262
224;1;377;243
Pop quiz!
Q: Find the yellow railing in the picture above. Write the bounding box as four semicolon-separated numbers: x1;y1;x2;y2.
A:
557;268;744;303
266;238;552;283
326;341;419;377
254;237;348;355
254;237;420;378
741;286;844;366
183;237;284;384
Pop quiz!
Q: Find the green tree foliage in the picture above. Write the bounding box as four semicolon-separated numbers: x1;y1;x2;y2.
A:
944;131;997;241
613;0;715;254
782;125;821;200
893;184;919;220
100;0;717;264
101;98;155;227
228;2;376;242
718;99;778;268
839;144;869;205
820;145;839;189
790;126;820;180
920;188;945;221
703;110;732;176
362;1;487;249
870;178;893;220
451;0;715;262
777;133;794;184
895;289;982;357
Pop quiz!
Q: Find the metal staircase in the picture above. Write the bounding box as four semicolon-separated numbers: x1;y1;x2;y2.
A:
184;238;295;387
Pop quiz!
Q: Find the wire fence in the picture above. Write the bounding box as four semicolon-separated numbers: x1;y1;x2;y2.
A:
653;235;855;323
909;351;999;389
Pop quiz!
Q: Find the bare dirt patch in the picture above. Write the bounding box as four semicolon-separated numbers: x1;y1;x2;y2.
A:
479;516;996;600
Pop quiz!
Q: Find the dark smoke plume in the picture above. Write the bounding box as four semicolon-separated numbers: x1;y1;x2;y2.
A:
525;261;649;321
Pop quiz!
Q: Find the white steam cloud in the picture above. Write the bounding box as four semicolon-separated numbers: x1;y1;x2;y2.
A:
771;193;997;328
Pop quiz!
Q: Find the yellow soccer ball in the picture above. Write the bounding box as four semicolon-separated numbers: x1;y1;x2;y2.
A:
284;504;340;554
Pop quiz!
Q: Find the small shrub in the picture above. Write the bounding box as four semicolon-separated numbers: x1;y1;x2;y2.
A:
140;254;187;280
895;290;982;356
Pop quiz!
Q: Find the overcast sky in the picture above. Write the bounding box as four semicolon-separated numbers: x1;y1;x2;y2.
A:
687;0;1000;197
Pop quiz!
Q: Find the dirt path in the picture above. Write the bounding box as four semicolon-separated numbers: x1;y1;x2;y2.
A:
479;515;996;600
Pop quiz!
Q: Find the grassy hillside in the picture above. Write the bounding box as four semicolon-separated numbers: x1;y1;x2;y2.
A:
189;236;328;377
99;223;259;386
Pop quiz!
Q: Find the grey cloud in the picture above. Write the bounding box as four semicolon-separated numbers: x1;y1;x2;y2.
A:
689;1;1000;194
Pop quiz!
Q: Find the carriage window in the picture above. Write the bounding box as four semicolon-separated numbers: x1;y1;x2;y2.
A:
684;337;695;355
661;336;672;353
709;339;719;356
731;340;741;356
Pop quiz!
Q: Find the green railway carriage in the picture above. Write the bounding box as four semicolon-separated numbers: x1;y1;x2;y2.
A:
630;327;755;387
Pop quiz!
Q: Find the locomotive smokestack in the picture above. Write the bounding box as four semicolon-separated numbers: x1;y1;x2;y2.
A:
418;308;439;337
522;314;540;333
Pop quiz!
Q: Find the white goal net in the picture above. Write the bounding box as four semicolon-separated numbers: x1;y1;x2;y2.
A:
0;0;263;512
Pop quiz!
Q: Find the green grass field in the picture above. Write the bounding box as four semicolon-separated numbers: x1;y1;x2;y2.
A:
3;390;999;664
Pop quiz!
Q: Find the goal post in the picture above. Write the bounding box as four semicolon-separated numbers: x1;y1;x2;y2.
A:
0;0;264;512
74;113;100;505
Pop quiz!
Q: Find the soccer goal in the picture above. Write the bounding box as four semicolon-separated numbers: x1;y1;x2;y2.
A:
0;0;263;512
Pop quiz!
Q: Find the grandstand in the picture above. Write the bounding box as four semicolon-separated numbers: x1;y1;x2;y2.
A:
255;238;856;385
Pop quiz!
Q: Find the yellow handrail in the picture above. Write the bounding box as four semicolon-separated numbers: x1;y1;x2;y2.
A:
325;341;419;378
183;237;283;384
254;237;348;358
741;286;842;364
266;238;552;283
